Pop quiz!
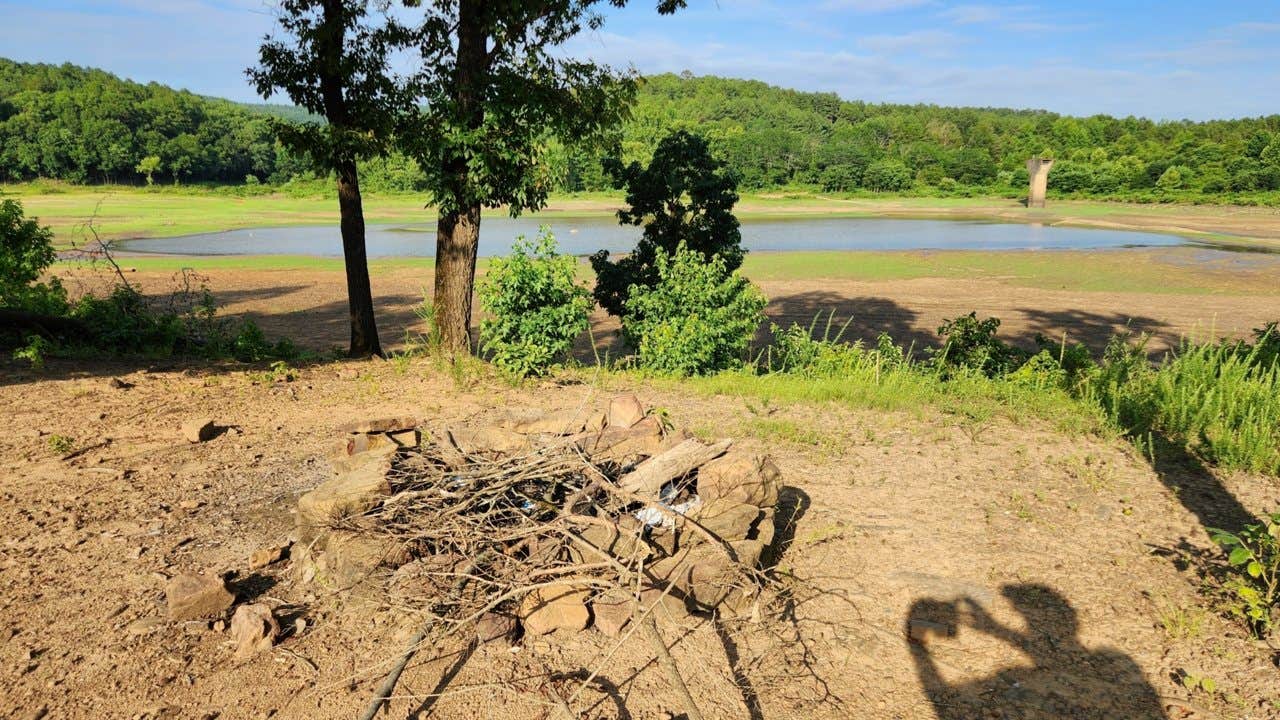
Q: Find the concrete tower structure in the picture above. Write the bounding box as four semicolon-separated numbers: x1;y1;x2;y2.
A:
1026;158;1054;208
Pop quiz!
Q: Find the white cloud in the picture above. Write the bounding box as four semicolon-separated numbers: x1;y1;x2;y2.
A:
857;30;963;57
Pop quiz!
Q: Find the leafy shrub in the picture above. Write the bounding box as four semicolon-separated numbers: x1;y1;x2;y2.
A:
766;313;905;378
591;130;743;316
1211;512;1280;637
479;229;591;377
13;334;50;370
622;243;766;376
929;312;1027;378
1085;330;1280;474
862;159;913;192
0;197;67;314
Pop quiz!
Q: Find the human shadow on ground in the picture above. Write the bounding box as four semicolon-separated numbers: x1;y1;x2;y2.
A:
907;584;1168;720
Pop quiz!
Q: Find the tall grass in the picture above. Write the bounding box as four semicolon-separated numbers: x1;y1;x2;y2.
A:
683;313;1280;476
1088;334;1280;474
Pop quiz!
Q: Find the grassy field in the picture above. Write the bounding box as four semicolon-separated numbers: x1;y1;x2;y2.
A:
8;182;1280;250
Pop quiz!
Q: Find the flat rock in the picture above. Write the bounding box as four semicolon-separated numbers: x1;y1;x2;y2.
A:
249;544;288;570
337;416;417;434
333;432;396;459
165;573;234;620
449;426;531;458
577;416;665;461
696;451;781;508
475;612;517;645
297;458;392;532
519;585;591;635
607;394;646;429
230;603;279;659
181;418;216;443
513;408;604;436
688;498;762;542
591;589;635;637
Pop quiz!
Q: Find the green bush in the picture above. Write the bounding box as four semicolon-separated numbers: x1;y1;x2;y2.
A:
622;243;766;376
862;159;914;192
591;130;743;317
929;312;1028;378
0;197;67;314
1211;512;1280;638
479;229;591;378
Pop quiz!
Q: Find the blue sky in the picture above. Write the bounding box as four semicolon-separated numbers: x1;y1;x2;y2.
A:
1;0;1277;120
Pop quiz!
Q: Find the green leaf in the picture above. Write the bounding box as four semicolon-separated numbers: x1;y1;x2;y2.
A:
1228;547;1251;565
1199;677;1216;693
1246;560;1262;578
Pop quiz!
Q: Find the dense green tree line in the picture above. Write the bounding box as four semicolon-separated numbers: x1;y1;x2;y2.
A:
0;59;308;184
543;73;1280;201
4;59;1280;202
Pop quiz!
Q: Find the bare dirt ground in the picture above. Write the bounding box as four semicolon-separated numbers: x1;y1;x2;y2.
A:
2;358;1278;719
81;248;1280;360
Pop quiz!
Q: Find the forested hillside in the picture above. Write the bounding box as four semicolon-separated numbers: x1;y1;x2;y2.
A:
4;59;1280;202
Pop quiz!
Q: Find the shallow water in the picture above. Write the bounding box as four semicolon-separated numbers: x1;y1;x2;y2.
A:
117;216;1192;257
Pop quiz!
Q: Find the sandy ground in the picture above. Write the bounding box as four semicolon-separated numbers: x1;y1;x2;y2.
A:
1;358;1278;719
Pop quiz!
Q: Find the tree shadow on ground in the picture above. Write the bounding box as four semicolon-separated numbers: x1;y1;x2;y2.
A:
762;291;930;351
1013;307;1175;357
1145;435;1258;537
907;583;1168;720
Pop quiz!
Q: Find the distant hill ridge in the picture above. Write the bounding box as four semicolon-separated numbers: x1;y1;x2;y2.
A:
2;58;1278;200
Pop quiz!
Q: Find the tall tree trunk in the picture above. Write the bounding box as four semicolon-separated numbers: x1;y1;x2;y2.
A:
432;0;486;355
433;204;481;353
337;159;382;357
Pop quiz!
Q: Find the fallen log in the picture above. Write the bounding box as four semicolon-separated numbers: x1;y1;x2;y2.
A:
617;438;732;498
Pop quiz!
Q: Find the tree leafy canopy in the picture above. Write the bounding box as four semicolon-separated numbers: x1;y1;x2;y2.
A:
591;130;743;316
246;0;411;170
397;0;686;217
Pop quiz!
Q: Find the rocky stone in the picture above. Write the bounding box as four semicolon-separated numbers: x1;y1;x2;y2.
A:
696;451;781;509
334;432;396;459
513;408;603;436
230;603;279;659
519;585;591;635
330;441;397;475
689;499;762;542
165;573;234;620
607;394;646;429
320;531;402;588
638;586;690;620
106;377;133;390
753;508;777;550
387;429;419;448
578;416;665;461
249;544;288;570
297;459;392;534
448;426;531;457
337;416;417;434
180;418;216;444
475;612;517;645
591;589;635;637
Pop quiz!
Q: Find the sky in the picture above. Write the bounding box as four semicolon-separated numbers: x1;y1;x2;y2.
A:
1;0;1278;120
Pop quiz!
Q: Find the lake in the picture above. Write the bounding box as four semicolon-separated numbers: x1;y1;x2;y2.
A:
116;216;1191;257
